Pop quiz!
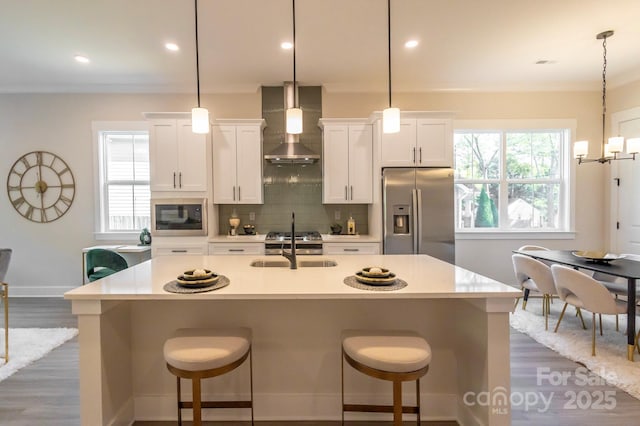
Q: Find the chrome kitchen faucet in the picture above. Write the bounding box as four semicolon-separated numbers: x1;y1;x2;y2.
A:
281;212;297;269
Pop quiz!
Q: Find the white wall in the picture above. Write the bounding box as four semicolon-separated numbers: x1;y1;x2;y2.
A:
2;86;634;295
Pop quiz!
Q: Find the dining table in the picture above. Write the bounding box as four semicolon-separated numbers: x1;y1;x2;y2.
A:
514;249;640;361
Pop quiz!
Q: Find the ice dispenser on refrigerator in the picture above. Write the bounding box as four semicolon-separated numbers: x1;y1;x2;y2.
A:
393;205;410;234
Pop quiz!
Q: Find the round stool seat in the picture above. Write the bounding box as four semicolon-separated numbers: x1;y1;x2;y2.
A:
164;328;251;372
342;330;431;373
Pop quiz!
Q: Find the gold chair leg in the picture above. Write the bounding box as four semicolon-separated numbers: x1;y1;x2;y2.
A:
543;295;549;331
513;297;520;311
416;378;421;426
599;313;603;336
615;295;619;332
554;302;568;333
192;377;202;426
393;379;403;426
2;283;7;363
592;313;597;356
341;351;345;426
576;308;587;330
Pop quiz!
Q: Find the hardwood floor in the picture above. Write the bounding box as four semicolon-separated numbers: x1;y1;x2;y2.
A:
1;298;639;425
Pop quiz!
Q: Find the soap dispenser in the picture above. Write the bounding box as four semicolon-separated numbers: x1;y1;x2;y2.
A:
347;215;356;235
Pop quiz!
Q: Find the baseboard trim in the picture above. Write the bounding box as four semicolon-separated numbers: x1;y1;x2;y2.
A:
8;286;75;298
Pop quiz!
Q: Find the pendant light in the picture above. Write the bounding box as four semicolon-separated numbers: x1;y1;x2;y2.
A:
382;0;400;134
286;0;303;134
574;30;638;164
191;0;209;134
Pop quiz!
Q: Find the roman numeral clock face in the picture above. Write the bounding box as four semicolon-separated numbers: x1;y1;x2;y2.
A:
6;151;75;223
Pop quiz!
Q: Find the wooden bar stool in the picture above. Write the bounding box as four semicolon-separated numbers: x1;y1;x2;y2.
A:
163;328;254;425
341;330;431;426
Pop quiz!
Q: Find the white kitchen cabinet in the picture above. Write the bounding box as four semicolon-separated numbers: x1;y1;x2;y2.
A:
320;120;373;204
209;242;264;255
148;117;208;192
152;244;208;256
380;117;452;167
323;242;380;255
212;120;265;204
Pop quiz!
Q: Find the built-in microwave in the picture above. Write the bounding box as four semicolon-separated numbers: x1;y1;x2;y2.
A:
150;198;208;236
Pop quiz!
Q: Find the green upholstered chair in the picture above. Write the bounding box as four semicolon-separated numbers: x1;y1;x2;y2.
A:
86;249;128;282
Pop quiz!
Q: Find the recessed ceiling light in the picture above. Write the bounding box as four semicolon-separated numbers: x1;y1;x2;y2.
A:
281;41;293;50
404;40;419;48
165;42;180;51
74;55;90;64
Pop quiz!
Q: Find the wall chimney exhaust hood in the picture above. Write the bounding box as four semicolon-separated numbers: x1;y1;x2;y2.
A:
264;82;320;165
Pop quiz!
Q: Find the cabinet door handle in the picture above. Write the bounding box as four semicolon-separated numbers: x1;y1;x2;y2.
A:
229;249;245;252
238;186;241;201
419;147;422;163
345;186;348;200
350;185;353;200
179;172;182;188
171;249;187;253
344;248;359;252
233;186;236;201
413;147;416;164
173;172;176;188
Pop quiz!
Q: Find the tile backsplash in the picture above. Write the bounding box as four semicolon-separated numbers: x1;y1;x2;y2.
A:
217;85;369;235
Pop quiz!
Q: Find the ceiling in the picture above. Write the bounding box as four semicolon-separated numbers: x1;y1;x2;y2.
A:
2;0;640;94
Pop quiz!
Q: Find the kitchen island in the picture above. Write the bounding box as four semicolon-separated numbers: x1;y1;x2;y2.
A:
65;254;519;425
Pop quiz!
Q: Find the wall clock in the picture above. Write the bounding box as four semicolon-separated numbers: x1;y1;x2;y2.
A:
6;151;76;223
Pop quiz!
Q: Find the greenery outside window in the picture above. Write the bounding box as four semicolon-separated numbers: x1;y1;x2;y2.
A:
93;122;150;238
454;123;571;233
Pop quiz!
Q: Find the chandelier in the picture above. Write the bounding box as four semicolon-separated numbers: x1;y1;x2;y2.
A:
574;30;639;164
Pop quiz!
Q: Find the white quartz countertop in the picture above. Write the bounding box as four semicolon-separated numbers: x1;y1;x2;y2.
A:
321;234;381;242
65;254;519;301
209;235;266;242
208;234;380;243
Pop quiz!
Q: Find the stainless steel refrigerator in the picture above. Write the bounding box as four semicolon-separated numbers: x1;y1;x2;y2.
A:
382;168;455;263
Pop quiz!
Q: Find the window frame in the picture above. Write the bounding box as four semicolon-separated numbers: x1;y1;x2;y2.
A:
92;121;150;240
453;119;576;239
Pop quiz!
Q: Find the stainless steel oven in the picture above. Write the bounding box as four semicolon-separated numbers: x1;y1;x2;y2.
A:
264;231;323;255
150;198;208;236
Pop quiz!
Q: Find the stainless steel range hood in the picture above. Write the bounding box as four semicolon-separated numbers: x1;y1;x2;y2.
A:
264;82;320;165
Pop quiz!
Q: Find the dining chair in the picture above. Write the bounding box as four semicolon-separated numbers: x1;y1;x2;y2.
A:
86;249;128;282
514;245;552;309
551;264;627;356
512;254;557;330
0;248;12;363
592;254;640;332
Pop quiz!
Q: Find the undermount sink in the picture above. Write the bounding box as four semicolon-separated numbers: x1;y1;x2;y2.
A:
250;259;338;268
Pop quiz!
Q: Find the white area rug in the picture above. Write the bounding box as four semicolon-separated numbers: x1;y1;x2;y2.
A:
0;328;78;382
510;299;640;400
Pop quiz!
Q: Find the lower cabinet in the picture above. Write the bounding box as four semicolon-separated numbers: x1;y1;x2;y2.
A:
209;243;264;255
323;242;380;255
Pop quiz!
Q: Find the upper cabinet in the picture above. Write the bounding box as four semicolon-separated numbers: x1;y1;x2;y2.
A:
212;119;265;204
320;119;373;204
379;116;453;167
147;114;208;192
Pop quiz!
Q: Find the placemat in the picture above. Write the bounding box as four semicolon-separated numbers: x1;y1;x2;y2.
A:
343;275;407;291
163;275;230;294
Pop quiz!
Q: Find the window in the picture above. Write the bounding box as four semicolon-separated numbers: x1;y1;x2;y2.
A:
454;121;572;233
93;122;150;238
